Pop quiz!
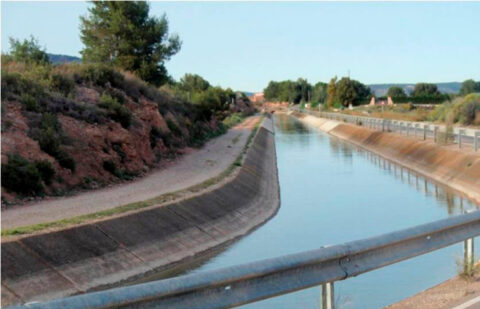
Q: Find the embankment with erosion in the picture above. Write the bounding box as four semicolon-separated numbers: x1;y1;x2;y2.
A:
290;112;480;204
1;116;280;306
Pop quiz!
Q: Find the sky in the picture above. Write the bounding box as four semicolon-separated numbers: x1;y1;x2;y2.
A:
2;1;480;92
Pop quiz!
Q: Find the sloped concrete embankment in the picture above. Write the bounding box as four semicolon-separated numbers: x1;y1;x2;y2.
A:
1;117;280;306
294;113;480;204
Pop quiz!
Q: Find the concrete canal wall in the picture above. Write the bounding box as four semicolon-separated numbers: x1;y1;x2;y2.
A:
293;113;480;204
1;117;280;306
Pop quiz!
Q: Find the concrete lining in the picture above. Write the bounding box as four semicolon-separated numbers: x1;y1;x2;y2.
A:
1;116;280;306
295;113;480;204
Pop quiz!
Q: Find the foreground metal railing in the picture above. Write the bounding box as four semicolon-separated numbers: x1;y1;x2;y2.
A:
301;109;480;151
14;210;480;309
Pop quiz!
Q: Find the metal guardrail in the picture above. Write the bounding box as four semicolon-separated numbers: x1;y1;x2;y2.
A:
302;110;480;151
14;210;480;309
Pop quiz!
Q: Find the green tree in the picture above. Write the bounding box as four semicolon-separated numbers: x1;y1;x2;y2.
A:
178;73;211;94
264;81;281;101
411;83;441;97
311;82;327;103
335;77;371;107
459;79;480;96
326;76;337;108
336;77;356;107
387;86;407;98
80;1;181;86
296;78;312;103
8;36;50;65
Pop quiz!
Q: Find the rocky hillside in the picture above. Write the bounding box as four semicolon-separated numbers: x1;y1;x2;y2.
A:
1;61;254;204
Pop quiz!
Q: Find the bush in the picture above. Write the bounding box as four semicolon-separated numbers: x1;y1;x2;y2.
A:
77;64;124;88
99;93;132;128
103;160;117;174
34;160;55;185
37;127;61;157
166;119;181;136
50;73;75;97
461;95;480;125
20;93;38;111
56;150;75;171
1;154;43;195
222;113;244;128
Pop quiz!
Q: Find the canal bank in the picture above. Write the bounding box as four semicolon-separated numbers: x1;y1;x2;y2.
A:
290;112;480;204
1;117;280;306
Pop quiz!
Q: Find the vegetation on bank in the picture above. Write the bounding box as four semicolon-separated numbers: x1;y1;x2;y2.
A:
1;116;264;237
264;76;479;111
1;1;255;201
339;94;480;126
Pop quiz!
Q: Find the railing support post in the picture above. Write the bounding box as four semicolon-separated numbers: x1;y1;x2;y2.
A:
475;131;479;152
423;125;428;141
459;130;464;149
322;281;335;309
434;126;438;143
464;236;475;275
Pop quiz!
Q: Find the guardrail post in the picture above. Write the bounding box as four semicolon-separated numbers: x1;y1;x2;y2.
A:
459;130;465;149
434;126;438;143
464;235;475;275
475;131;479;152
322;282;335;309
423;125;428;141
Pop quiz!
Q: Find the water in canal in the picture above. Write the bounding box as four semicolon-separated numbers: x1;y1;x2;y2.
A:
145;114;479;308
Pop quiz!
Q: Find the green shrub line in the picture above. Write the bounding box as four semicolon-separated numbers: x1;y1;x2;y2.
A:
2;116;264;237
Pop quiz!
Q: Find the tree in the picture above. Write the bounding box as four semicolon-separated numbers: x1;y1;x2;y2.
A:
178;74;211;94
411;83;441;97
80;1;181;86
296;78;312;103
8;36;50;65
387;86;407;98
326;76;337;108
460;79;480;96
311;82;327;103
335;77;371;107
336;77;356;107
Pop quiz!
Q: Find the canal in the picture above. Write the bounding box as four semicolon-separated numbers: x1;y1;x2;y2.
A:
142;114;479;308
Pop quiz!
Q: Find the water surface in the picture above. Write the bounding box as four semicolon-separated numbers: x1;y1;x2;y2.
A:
142;114;478;308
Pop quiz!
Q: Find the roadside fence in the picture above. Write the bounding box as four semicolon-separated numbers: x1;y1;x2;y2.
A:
301;110;480;152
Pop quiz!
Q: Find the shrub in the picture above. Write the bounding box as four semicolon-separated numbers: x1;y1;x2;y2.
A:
37;127;61;157
77;64;124;88
99;93;132;128
20;93;38;111
56;150;75;171
166;119;181;136
34;160;55;185
50;73;75;97
461;95;480;125
103;160;117;174
1;154;43;195
222;113;244;128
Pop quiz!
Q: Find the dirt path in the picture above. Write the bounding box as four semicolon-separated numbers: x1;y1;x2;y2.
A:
1;116;260;230
386;270;480;309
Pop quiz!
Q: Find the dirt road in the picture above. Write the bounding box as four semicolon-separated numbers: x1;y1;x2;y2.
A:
1;116;260;230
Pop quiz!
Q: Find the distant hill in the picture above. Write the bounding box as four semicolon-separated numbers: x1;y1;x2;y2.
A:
369;82;461;97
48;53;81;64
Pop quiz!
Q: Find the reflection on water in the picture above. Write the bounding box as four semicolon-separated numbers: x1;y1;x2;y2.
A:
136;114;478;308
